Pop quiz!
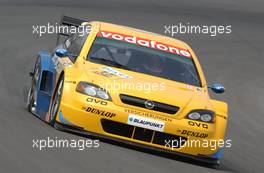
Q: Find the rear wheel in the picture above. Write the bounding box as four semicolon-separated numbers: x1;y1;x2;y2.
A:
49;75;64;126
26;57;40;113
26;84;37;112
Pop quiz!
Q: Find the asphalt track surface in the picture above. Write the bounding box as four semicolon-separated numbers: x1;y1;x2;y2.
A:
0;0;264;172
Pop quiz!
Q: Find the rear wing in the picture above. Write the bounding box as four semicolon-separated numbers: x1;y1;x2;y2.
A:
56;15;87;45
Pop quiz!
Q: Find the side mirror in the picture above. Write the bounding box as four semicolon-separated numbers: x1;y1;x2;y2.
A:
208;83;225;94
55;49;68;57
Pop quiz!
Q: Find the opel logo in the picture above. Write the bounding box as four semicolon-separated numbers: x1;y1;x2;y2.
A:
145;100;155;109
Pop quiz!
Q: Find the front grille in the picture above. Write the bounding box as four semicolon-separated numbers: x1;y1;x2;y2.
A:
101;119;133;138
120;94;179;114
133;127;153;142
101;119;186;148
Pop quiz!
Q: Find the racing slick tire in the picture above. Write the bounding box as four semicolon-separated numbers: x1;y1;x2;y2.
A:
49;75;64;126
26;57;40;113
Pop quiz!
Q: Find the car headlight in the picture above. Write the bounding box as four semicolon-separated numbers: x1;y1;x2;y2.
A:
187;112;201;120
186;110;214;123
200;114;212;122
76;82;111;101
97;90;110;100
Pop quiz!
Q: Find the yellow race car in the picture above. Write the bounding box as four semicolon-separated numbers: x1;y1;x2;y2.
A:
27;16;228;165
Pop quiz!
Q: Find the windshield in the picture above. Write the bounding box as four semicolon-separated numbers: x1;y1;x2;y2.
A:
87;35;201;87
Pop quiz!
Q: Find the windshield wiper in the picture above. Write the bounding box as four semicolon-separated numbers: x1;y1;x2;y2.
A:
89;57;131;70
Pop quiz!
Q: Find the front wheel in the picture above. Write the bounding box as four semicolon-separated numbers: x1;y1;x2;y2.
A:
49;75;64;126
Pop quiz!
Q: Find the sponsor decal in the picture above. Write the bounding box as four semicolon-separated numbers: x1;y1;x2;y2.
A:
97;31;192;58
101;67;132;79
188;121;208;129
127;114;165;132
52;56;60;71
92;70;114;78
52;57;72;72
186;85;194;90
178;129;208;138
82;107;115;118
124;109;172;122
57;57;72;67
86;97;108;105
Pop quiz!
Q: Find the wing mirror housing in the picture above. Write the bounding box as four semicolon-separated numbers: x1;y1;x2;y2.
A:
55;48;69;57
208;83;225;94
